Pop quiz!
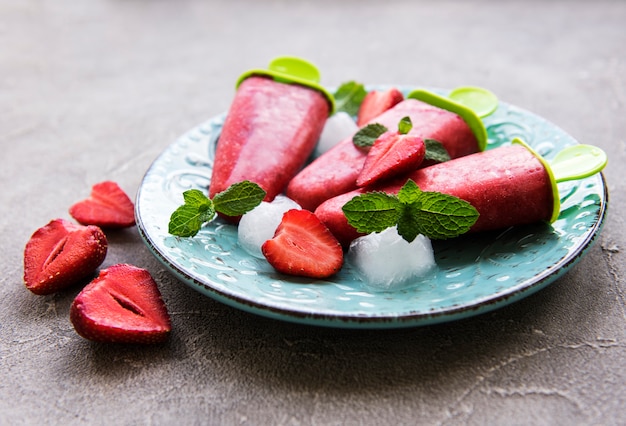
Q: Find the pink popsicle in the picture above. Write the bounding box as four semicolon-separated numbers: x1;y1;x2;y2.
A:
209;75;330;211
315;143;556;247
286;98;481;211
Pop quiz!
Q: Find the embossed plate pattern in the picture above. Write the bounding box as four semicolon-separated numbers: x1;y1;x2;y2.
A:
136;88;608;328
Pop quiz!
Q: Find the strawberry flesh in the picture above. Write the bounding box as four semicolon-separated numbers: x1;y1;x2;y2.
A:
69;181;136;228
357;87;404;126
23;218;108;295
262;209;344;279
357;132;426;187
70;264;171;344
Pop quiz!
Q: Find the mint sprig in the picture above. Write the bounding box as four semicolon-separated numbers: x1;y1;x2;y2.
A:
168;190;216;237
168;181;266;237
342;179;479;242
333;81;367;116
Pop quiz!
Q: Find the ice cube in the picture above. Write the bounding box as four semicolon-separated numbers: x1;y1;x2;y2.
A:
238;195;301;258
313;111;358;158
347;227;436;292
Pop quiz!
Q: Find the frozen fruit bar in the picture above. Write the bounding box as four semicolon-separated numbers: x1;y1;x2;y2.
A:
209;58;333;220
315;140;560;247
286;95;485;211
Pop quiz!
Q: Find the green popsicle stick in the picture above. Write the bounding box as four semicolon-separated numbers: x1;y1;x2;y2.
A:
550;144;608;183
448;86;499;118
268;56;321;84
512;138;608;224
236;56;335;114
407;89;488;152
512;138;560;222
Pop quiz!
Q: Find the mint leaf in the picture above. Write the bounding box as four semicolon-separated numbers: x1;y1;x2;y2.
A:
398;116;413;135
352;123;388;150
168;189;215;237
341;179;479;242
413;191;479;239
342;192;401;234
333;81;367;116
168;181;265;237
213;180;266;217
424;139;451;164
182;188;211;206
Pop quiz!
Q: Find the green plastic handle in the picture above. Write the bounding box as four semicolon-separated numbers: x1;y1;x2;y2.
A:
512;138;608;223
267;57;321;84
448;86;499;118
407;89;488;151
236;56;335;114
550;144;608;183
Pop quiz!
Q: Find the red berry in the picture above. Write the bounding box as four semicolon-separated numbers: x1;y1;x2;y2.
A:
23;219;108;295
357;88;404;126
69;181;135;228
70;264;171;344
357;132;426;187
262;209;344;279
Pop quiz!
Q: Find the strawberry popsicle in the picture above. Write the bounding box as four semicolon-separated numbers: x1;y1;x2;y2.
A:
286;93;486;211
315;140;561;247
209;57;333;220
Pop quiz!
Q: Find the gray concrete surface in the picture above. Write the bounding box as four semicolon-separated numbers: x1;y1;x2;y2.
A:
1;1;624;424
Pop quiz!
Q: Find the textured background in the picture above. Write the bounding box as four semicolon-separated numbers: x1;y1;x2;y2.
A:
1;1;624;424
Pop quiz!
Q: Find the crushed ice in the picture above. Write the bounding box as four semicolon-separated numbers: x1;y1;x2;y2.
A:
313;112;358;158
238;195;301;258
347;227;436;292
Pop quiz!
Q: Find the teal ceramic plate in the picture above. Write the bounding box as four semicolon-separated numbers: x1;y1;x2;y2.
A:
135;88;608;329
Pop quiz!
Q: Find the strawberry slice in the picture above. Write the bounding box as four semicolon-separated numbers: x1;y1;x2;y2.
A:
23;219;108;295
262;209;344;279
356;87;404;126
70;264;171;344
69;181;136;228
356;132;426;187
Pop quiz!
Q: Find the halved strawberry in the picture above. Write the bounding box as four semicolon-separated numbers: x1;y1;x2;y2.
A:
69;181;136;228
262;209;344;279
70;264;171;344
356;133;426;187
356;87;404;126
23;218;108;295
